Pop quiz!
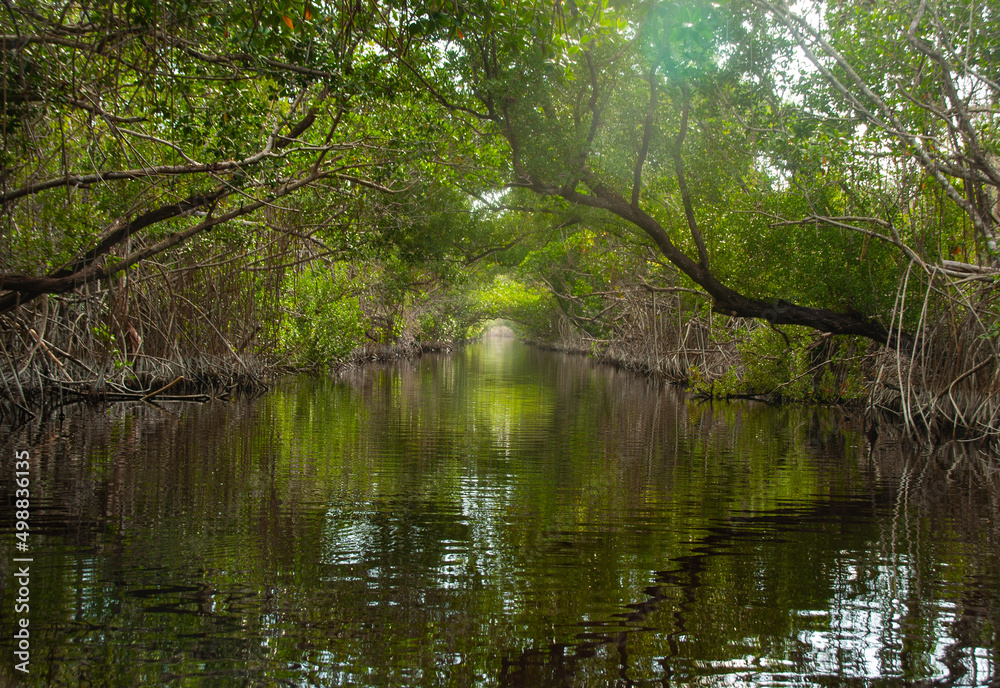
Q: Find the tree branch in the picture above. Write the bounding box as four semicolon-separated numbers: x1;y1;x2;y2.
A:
673;82;710;270
632;59;659;208
560;168;910;349
1;89;330;204
0;169;333;313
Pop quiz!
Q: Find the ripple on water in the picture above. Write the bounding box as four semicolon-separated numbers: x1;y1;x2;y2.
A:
0;340;997;687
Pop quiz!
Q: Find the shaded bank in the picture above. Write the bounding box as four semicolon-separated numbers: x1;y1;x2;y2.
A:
0;287;468;424
531;289;1000;452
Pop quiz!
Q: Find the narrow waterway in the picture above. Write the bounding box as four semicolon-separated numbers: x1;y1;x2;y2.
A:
1;338;998;687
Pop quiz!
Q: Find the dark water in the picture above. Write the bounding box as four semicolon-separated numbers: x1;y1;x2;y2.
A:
1;339;998;687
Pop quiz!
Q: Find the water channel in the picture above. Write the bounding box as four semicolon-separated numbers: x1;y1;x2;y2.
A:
1;338;998;686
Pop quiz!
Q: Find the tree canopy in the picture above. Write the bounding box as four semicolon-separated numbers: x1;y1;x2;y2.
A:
2;0;999;432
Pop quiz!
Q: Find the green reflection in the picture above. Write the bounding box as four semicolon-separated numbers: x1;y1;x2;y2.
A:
0;340;997;687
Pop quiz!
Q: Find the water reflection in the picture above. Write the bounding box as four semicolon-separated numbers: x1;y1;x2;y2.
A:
0;339;997;687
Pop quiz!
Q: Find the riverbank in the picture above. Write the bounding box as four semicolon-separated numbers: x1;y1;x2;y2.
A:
4;308;996;454
531;322;1000;452
0;333;473;426
0;353;270;424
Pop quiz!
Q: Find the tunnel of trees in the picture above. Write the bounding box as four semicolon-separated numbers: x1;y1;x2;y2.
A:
1;0;998;440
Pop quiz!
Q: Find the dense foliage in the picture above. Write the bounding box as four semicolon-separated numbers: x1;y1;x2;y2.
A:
1;0;998;435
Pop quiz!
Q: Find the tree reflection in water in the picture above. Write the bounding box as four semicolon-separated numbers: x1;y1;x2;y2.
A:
0;340;997;687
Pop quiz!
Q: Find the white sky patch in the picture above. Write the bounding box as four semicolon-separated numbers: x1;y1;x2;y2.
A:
470;188;510;213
